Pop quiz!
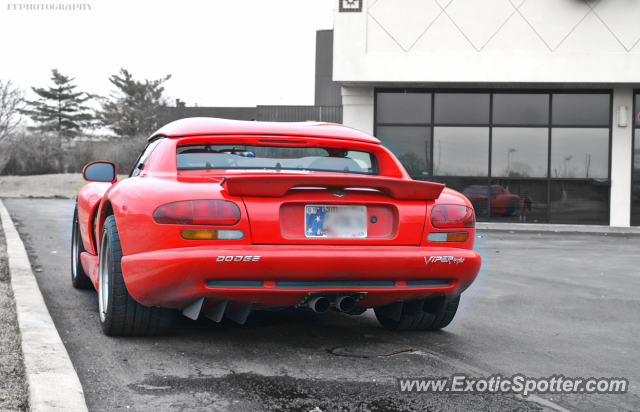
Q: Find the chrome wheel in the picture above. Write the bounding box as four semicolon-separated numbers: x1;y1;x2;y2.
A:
72;215;79;280
71;205;91;289
98;231;110;322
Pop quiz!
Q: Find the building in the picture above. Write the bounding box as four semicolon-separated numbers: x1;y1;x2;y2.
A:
315;29;342;107
333;0;640;227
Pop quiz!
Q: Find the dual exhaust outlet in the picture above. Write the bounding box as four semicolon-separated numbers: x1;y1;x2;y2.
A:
308;295;357;313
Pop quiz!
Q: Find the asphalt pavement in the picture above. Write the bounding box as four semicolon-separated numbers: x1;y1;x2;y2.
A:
3;198;639;412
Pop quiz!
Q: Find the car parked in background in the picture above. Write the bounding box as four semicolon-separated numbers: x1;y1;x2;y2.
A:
462;185;521;217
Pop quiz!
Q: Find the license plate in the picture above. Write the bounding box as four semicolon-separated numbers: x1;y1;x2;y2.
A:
305;205;367;238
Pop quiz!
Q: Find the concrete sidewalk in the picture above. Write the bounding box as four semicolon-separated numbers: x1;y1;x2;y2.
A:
0;200;88;412
477;222;640;234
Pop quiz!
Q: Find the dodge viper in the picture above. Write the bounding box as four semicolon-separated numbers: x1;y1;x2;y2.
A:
71;118;481;336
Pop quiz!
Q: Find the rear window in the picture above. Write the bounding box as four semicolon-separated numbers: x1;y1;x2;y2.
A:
462;187;488;195
176;145;377;175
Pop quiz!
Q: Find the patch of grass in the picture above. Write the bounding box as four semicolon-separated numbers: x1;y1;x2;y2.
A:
0;216;29;411
0;174;129;199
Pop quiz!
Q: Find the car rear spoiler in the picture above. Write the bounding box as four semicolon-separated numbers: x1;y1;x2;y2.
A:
221;174;445;200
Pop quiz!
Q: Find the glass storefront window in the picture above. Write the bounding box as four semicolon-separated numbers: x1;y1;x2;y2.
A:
493;94;549;125
433;127;489;176
491;128;548;178
550;129;609;179
552;94;610;126
376;93;431;124
375;90;612;225
434;94;490;125
376;126;431;178
489;179;548;223
549;180;609;225
433;178;490;221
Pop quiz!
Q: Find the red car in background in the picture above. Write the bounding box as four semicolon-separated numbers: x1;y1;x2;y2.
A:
71;118;481;336
462;185;521;217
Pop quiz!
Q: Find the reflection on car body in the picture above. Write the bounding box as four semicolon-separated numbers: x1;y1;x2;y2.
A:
462;185;522;217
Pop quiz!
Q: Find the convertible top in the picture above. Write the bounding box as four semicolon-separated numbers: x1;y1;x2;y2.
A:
150;117;381;144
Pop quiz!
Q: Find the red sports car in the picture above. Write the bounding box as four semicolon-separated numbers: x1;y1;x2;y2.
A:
71;118;481;336
462;185;521;217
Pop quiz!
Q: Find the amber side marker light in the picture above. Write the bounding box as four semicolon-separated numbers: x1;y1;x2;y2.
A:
181;229;244;240
427;232;469;242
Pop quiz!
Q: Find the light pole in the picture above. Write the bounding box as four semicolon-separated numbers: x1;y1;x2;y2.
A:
507;148;517;177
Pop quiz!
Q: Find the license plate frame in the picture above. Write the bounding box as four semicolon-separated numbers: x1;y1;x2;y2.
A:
304;205;367;238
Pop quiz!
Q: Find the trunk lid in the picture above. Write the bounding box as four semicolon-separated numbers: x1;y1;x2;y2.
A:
242;188;429;245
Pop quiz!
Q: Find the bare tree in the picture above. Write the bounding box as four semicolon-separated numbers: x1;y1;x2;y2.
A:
0;79;25;141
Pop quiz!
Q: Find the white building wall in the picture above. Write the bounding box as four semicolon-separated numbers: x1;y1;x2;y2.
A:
341;87;374;135
610;88;633;227
334;0;640;85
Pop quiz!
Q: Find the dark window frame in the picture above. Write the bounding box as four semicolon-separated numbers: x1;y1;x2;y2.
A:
374;88;613;224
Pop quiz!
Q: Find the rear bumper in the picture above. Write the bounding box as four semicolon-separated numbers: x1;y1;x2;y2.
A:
120;245;481;310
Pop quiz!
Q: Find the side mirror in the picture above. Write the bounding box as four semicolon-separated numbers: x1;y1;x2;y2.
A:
83;161;117;183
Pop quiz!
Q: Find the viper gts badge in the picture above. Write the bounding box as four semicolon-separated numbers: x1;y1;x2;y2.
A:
425;256;465;265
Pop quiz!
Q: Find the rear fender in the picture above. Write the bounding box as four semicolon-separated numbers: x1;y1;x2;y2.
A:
77;182;112;255
95;187;119;255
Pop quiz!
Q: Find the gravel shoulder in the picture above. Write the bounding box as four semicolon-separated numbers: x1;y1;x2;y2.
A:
0;211;28;411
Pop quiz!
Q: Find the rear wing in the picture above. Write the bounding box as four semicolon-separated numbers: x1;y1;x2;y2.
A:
221;174;445;200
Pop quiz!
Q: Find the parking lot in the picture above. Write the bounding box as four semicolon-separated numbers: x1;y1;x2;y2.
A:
3;197;639;412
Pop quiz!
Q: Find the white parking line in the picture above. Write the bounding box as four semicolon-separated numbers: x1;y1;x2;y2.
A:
0;200;88;412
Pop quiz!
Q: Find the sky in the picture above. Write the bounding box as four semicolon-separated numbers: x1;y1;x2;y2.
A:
0;0;335;107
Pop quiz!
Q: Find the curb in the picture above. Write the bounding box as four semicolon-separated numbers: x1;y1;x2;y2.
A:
0;200;88;412
476;222;640;235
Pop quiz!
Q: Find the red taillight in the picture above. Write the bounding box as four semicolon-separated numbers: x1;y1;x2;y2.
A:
431;205;475;229
153;200;241;225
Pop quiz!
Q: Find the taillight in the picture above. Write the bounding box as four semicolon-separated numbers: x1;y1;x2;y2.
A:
431;205;475;229
153;200;241;225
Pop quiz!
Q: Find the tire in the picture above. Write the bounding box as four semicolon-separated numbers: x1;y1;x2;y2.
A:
374;296;460;331
505;198;518;216
71;205;92;289
474;199;488;217
98;215;175;336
